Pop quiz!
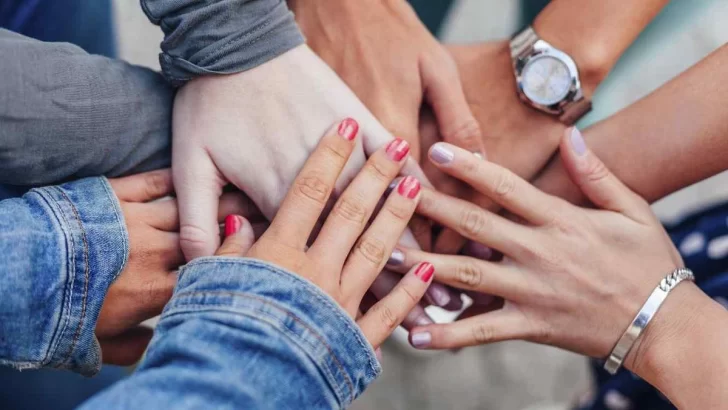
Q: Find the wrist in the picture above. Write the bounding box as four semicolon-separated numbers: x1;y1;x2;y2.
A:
624;282;727;405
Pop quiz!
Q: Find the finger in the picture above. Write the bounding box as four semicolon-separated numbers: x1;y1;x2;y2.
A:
428;142;558;226
310;138;411;269
339;176;420;301
174;146;225;260
368;270;434;329
409;309;530;349
218;191;265;222
358;262;434;348
434;228;468;255
409;215;433;252
387;247;526;299
99;326;154;366
109;169;174;203
216;215;256;257
421;56;486;157
560;127;648;221
418;188;531;257
267;119;358;249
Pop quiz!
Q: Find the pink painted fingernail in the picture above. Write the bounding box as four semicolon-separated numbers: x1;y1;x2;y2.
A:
429;143;454;164
387;248;405;266
385;138;410;161
414;262;434;282
410;331;432;349
397;176;421;199
224;215;244;237
570;127;587;156
338;118;359;141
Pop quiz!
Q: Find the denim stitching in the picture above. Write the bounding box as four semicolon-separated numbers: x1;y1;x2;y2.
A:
165;292;356;404
180;258;379;372
55;189;91;368
100;177;130;282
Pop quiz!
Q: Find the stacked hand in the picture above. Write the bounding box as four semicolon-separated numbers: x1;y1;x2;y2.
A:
98;170;261;365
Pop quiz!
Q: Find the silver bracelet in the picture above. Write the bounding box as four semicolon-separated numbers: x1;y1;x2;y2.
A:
603;268;695;375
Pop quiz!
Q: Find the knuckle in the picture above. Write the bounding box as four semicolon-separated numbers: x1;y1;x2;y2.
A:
493;170;517;198
179;224;212;254
322;144;350;163
372;304;399;331
144;171;170;199
294;174;330;205
356;237;387;266
459;207;489;237
444;119;482;148
455;262;483;288
584;159;610;184
333;198;367;224
398;285;421;306
471;323;496;344
461;156;483;176
365;160;394;183
385;202;413;222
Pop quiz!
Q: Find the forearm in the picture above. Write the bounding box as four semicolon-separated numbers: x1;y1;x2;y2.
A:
534;44;728;205
533;0;668;94
0;29;173;186
81;259;379;409
141;0;304;85
626;283;728;408
0;178;127;375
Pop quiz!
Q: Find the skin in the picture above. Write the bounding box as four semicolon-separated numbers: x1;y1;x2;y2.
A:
98;170;263;365
215;119;434;349
423;0;670;254
533;44;728;205
398;131;728;408
289;0;485;161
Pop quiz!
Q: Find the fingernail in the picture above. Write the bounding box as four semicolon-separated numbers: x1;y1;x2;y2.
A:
224;215;244;237
570;127;587;156
427;284;451;307
397;176;421;199
463;241;494;260
387;248;405;266
410;331;432;349
338;118;359;141
414;262;434;283
375;347;383;361
414;315;434;327
385;138;410;161
430;143;454;165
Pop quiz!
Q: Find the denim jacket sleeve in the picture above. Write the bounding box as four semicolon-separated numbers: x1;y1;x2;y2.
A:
0;177;127;376
0;29;173;186
80;258;381;409
140;0;305;86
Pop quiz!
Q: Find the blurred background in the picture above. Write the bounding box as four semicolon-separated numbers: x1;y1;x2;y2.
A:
2;0;727;409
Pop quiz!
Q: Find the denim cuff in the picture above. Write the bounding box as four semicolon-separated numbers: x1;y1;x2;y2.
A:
141;0;305;86
30;177;128;375
169;258;381;406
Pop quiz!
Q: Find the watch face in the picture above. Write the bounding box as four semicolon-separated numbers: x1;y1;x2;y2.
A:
521;55;572;106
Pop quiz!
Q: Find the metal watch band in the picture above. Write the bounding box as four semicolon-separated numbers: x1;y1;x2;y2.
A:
604;268;695;375
510;26;540;61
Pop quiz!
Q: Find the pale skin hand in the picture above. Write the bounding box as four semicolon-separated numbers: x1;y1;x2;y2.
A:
290;0;484;161
98;170;262;365
398;130;728;407
215;121;434;350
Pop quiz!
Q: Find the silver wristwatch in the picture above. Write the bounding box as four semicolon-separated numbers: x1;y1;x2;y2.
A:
510;26;592;125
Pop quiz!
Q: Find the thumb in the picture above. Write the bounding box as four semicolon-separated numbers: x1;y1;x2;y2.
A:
216;215;256;257
560;127;647;220
421;56;486;158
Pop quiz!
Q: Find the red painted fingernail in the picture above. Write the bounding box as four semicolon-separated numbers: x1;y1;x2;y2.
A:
338;118;359;141
414;262;434;282
385;138;410;161
224;215;244;237
397;176;421;199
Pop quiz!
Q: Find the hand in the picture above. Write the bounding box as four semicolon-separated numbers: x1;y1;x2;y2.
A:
97;170;263;365
291;0;484;161
400;129;688;366
214;121;433;349
172;44;427;260
420;41;568;254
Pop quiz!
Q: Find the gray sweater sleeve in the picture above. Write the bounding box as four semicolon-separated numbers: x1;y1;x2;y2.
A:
0;29;174;186
140;0;305;86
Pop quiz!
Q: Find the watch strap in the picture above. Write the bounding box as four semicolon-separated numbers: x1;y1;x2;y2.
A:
560;98;592;125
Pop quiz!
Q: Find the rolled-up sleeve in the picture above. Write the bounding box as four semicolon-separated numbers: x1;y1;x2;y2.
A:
80;258;380;409
0;177;128;376
140;0;305;86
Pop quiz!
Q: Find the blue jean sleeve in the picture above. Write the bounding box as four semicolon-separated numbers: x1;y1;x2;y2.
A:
0;177;128;376
140;0;305;86
80;258;380;409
